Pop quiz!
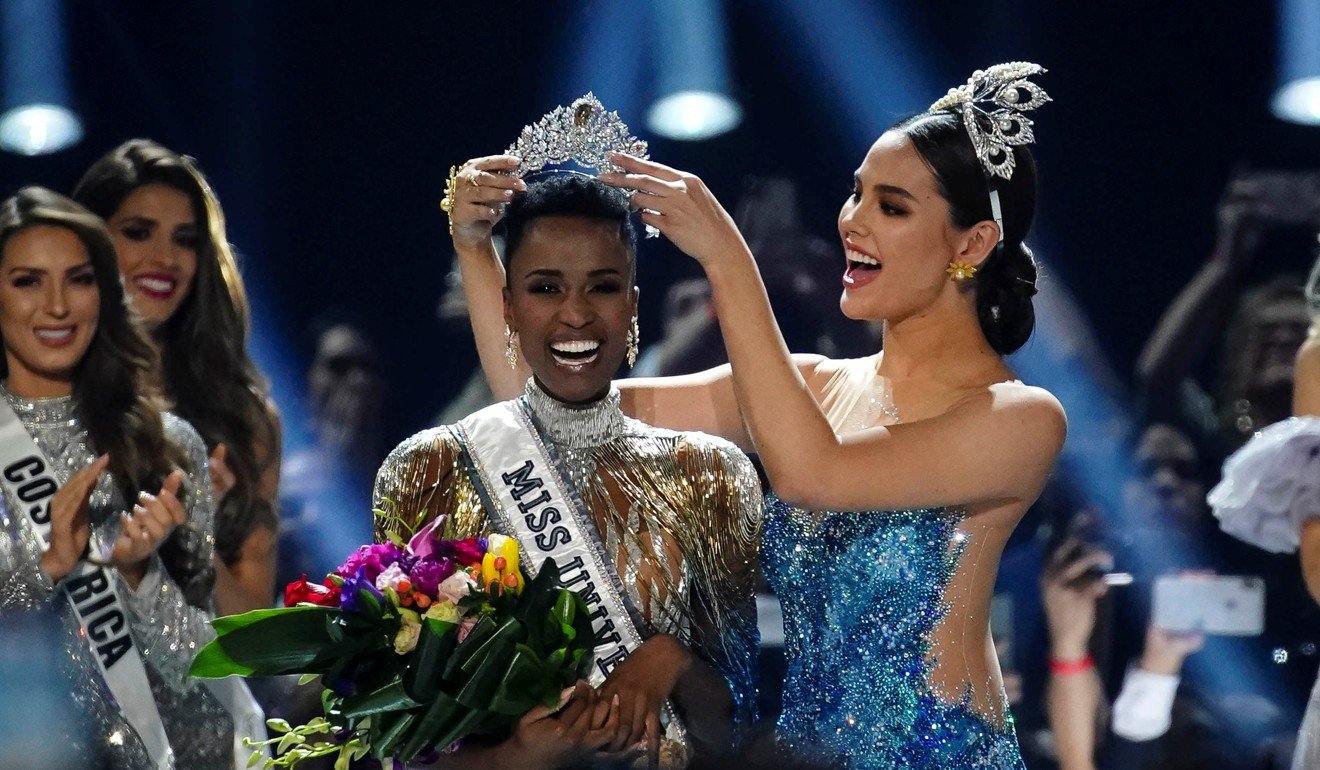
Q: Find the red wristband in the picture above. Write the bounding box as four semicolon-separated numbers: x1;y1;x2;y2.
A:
1049;654;1094;676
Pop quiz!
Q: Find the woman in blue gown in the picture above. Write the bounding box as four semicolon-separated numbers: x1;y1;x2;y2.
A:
451;65;1064;767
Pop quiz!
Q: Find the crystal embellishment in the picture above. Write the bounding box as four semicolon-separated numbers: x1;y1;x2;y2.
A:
506;93;650;178
928;62;1050;180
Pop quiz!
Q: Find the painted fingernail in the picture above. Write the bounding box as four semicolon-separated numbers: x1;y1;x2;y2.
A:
559;686;576;704
503;189;513;198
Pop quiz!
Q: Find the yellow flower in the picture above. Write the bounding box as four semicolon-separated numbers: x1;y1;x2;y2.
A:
424;601;460;624
481;534;524;595
946;261;978;280
393;614;421;655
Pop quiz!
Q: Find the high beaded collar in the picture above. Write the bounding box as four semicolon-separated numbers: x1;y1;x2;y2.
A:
523;378;624;449
0;383;77;425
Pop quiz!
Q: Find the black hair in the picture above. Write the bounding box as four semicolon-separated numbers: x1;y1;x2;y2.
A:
500;173;637;281
892;111;1040;354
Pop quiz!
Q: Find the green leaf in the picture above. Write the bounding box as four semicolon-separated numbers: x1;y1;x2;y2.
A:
403;619;457;702
247;749;263;768
266;718;292;734
297;673;319;686
190;606;347;678
371;710;416;758
339;677;420;719
276;731;302;755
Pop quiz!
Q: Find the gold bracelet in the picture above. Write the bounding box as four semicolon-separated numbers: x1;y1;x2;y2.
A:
439;165;459;235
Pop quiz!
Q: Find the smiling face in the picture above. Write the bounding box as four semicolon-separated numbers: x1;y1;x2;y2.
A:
838;130;981;322
0;225;100;396
503;215;637;405
105;183;199;327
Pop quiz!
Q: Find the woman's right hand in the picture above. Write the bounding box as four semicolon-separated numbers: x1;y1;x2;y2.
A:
499;680;619;769
447;155;526;248
38;454;110;583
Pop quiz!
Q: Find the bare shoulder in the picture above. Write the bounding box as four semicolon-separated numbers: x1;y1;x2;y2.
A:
952;380;1067;447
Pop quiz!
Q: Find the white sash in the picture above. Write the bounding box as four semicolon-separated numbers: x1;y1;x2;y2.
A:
0;399;267;770
457;398;690;759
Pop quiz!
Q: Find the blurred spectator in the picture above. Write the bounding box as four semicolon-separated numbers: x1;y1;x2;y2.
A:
1137;173;1318;467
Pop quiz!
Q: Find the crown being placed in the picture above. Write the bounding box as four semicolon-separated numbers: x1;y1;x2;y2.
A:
506;93;650;178
929;62;1050;180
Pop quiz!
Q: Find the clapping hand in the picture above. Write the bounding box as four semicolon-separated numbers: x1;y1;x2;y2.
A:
38;455;109;583
107;470;187;588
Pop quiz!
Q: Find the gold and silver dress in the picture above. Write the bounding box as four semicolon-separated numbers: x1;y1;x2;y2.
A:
372;379;763;741
0;387;233;768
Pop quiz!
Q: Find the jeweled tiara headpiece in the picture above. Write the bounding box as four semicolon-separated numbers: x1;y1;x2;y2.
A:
929;62;1049;181
505;92;656;236
928;62;1049;246
506;93;649;177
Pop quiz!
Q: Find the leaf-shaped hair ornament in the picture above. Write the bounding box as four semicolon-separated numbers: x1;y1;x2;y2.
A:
929;62;1050;180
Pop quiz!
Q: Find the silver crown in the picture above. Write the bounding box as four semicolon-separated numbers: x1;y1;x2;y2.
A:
929;62;1050;180
506;93;650;177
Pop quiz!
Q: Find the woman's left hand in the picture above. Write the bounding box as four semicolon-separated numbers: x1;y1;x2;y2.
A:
598;153;749;269
111;470;188;588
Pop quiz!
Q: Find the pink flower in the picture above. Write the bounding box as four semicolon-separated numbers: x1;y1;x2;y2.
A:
374;563;409;593
406;517;446;560
457;616;478;643
439;537;485;567
334;543;403;582
436;571;476;604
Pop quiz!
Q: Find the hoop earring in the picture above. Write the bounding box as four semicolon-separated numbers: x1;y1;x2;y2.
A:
505;326;519;369
626;316;640;367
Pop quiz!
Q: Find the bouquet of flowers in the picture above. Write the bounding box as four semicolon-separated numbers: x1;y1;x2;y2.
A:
190;514;596;768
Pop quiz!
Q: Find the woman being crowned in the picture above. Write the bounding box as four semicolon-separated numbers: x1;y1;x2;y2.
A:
374;100;761;770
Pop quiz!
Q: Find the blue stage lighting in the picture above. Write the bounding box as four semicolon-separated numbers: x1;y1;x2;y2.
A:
0;0;82;155
0;104;82;155
1273;0;1320;125
646;0;741;141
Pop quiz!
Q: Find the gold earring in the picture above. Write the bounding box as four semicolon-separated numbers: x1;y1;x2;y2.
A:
505;325;519;369
946;261;978;281
626;316;640;367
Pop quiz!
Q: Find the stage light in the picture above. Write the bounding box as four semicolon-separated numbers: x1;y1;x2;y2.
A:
0;0;82;155
0;104;82;156
1272;0;1320;125
647;90;742;141
1273;77;1320;126
645;0;741;141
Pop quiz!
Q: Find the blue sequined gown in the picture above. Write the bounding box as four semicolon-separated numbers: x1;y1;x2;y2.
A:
761;357;1026;769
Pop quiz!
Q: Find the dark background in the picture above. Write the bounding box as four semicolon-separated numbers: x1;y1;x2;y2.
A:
0;0;1315;451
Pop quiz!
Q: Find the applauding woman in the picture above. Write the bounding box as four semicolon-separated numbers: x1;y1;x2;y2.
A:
74;140;281;615
0;188;244;767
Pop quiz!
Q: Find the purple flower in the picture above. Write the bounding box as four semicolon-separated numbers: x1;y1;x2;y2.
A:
334;543;403;582
339;567;385;613
406;517;446;560
409;558;455;596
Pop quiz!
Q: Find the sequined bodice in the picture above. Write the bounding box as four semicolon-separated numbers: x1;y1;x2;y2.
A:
763;497;1025;768
0;386;231;769
373;380;763;736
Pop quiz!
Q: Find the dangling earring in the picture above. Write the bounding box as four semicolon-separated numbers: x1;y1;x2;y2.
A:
505;325;519;369
946;261;978;281
626;316;640;367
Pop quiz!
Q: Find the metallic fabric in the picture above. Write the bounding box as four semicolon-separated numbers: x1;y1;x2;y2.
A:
0;386;233;769
373;380;763;741
761;358;1025;768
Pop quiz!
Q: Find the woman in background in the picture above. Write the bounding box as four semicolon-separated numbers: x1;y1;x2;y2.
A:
73;139;281;615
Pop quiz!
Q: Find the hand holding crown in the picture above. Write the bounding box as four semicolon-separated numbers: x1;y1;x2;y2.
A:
598;152;750;270
442;155;526;246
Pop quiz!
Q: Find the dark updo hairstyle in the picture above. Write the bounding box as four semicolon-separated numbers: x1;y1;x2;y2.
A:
0;187;189;510
892;111;1040;354
500;173;637;281
72;139;279;565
